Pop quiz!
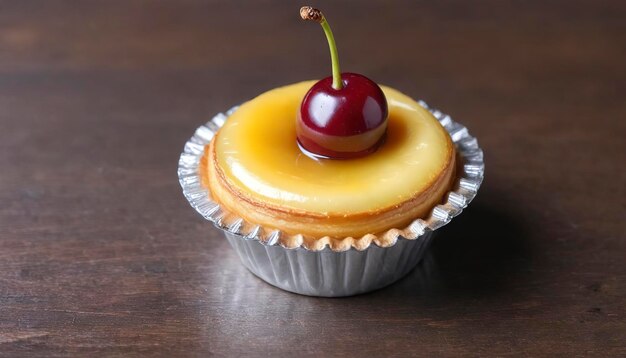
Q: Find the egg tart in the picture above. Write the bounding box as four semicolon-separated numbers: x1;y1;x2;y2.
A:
179;6;483;296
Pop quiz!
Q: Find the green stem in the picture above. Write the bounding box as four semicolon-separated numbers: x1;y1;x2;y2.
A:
319;18;342;90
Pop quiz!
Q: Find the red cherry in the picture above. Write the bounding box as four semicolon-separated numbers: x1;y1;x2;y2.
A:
297;73;388;159
298;6;388;159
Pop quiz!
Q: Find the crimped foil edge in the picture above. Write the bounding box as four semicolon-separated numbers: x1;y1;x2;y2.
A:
178;102;484;252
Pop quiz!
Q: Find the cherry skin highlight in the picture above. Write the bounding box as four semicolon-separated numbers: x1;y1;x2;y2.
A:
297;73;388;159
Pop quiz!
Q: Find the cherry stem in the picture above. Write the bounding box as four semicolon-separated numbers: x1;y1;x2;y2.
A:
300;6;343;90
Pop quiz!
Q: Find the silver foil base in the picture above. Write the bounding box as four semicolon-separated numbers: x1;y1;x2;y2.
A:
225;231;434;297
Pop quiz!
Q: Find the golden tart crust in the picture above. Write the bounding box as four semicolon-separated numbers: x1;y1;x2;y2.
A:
201;81;456;239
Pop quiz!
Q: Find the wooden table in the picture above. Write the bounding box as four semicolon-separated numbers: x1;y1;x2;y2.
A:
1;1;624;356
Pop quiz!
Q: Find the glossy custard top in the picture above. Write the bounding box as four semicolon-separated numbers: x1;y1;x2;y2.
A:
214;81;452;215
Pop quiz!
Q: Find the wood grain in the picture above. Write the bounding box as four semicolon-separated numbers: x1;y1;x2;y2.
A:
1;0;624;356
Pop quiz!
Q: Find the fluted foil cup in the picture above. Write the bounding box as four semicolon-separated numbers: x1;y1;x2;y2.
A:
178;101;484;297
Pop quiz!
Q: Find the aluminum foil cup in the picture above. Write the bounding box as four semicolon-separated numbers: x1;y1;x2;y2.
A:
178;101;484;297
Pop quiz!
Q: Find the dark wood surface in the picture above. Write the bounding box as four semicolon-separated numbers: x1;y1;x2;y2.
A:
1;1;625;356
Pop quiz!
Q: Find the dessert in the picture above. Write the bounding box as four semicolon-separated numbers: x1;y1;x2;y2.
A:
201;7;456;243
179;6;484;296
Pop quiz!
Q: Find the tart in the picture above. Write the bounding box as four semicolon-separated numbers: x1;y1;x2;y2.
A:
201;81;456;239
179;6;483;296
